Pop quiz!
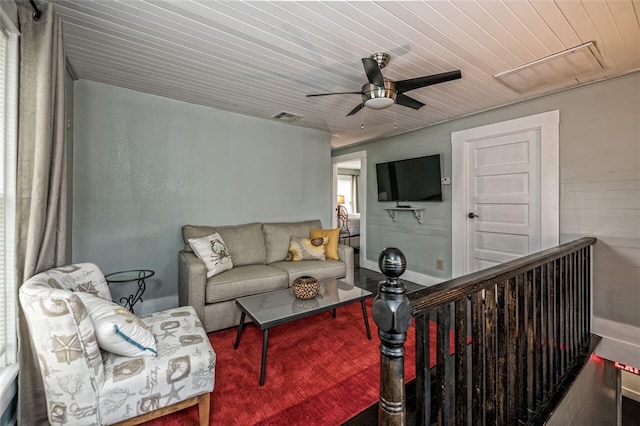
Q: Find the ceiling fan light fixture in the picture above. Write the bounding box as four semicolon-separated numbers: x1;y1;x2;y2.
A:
365;97;395;110
362;81;397;110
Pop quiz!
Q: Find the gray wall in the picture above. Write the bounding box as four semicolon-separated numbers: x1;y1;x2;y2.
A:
73;81;332;306
358;132;453;280
334;72;640;331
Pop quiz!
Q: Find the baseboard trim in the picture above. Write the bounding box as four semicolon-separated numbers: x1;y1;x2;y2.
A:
360;259;445;287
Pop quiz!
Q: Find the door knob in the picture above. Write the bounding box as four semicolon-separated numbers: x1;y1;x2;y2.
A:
468;212;479;219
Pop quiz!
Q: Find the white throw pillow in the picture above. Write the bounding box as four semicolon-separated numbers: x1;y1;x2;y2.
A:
188;232;234;278
75;292;157;357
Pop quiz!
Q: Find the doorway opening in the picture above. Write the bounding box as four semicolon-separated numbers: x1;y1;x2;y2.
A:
332;151;366;269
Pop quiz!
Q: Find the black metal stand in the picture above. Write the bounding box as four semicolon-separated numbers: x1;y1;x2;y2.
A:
105;269;155;314
120;278;146;313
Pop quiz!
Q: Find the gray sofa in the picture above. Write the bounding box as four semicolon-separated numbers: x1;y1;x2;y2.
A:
178;219;354;333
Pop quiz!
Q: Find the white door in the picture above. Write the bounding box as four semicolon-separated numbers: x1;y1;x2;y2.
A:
466;130;540;273
452;110;559;277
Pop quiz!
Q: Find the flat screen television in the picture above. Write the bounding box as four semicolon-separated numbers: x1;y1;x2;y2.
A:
376;154;443;202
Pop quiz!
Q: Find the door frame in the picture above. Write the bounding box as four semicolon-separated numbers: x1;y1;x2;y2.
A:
451;110;560;278
332;150;366;267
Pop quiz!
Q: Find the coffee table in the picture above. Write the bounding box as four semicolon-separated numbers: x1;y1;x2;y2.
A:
233;279;373;385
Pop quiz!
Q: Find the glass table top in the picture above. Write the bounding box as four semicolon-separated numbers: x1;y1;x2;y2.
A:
235;279;372;328
105;269;155;283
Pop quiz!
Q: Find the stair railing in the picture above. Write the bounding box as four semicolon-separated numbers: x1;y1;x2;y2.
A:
373;237;597;425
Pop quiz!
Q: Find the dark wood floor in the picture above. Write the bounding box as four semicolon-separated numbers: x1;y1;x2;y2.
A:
349;267;640;426
353;266;425;296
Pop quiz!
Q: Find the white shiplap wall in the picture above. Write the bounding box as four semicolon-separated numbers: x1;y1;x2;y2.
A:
558;73;640;368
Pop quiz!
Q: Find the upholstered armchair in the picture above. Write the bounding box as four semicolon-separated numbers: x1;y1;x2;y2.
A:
19;263;215;425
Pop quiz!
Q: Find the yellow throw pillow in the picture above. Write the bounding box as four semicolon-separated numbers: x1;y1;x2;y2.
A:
286;236;327;261
309;228;340;260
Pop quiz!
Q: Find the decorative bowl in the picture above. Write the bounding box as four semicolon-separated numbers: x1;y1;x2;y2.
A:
291;276;319;300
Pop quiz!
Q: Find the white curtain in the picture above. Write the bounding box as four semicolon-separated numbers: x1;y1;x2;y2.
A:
16;4;67;424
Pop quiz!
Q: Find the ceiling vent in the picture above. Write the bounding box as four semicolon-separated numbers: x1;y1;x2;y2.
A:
272;111;303;122
494;41;605;93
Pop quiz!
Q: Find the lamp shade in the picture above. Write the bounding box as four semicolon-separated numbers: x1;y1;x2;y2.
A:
337;195;345;204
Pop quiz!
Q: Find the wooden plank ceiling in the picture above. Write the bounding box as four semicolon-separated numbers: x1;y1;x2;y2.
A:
48;0;640;148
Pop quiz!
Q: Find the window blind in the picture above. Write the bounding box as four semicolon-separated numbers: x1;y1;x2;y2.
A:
0;25;18;369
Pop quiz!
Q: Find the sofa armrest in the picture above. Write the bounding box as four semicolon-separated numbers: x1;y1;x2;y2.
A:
337;244;354;284
178;251;207;324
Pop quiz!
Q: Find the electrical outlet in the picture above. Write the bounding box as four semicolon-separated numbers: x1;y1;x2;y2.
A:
436;259;445;270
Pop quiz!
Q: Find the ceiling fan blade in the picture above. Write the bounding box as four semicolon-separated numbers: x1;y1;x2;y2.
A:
362;58;385;87
306;91;363;97
347;103;364;116
395;70;462;93
396;93;425;110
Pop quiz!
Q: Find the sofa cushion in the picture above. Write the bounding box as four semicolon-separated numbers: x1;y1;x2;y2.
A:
263;219;322;264
271;259;346;285
183;222;266;266
205;265;288;304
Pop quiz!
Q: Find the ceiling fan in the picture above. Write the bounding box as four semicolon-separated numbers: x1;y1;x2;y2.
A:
306;53;462;116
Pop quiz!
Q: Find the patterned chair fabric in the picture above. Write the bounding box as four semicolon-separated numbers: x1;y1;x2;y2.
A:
19;263;216;425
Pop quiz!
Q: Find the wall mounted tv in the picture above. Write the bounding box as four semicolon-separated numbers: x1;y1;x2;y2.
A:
376;154;443;202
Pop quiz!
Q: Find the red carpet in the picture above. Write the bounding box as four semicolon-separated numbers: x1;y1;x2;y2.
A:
143;299;416;425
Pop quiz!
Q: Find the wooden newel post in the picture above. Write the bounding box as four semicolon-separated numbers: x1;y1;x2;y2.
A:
372;247;412;425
